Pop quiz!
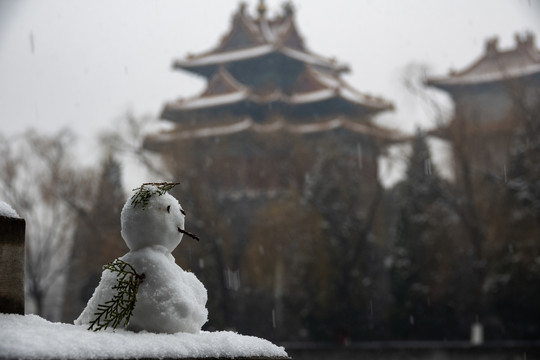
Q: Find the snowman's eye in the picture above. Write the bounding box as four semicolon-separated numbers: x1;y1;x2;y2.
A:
167;205;171;213
181;209;186;216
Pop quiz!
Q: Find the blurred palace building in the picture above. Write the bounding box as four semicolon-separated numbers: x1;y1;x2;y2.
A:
143;0;400;193
427;32;540;176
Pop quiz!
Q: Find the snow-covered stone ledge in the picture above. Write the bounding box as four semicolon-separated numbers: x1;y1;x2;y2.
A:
0;314;289;360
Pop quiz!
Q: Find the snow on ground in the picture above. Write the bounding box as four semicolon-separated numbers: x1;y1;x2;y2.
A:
0;201;20;218
0;313;288;359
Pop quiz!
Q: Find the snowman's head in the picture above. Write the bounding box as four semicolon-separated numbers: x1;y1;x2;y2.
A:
121;184;186;252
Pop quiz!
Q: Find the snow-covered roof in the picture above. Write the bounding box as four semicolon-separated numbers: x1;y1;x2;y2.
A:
172;1;347;78
161;65;392;121
286;66;393;110
145;116;405;149
166;92;249;112
427;33;540;89
174;46;347;78
0;314;288;360
280;47;348;72
288;89;336;104
161;88;391;121
175;45;274;69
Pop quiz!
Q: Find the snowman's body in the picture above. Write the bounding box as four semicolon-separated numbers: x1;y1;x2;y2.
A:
75;186;208;334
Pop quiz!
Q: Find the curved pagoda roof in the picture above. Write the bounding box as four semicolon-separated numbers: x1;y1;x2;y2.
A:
174;1;349;78
156;0;397;145
427;32;540;91
161;65;393;122
144;116;405;151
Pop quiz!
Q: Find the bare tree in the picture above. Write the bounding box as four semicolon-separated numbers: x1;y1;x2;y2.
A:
99;111;170;179
0;129;96;319
401;62;454;128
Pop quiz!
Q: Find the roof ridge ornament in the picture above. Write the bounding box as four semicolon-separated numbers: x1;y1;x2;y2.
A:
282;2;294;17
239;2;247;15
257;0;267;18
515;32;535;51
485;37;499;57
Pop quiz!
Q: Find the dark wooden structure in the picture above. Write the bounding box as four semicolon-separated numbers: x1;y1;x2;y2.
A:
0;214;25;315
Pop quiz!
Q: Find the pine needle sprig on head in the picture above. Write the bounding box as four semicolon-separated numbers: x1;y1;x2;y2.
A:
130;182;180;210
88;259;145;332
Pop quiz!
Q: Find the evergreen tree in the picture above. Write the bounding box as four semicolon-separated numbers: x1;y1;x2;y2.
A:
490;99;540;339
389;131;459;339
506;100;540;221
302;140;388;341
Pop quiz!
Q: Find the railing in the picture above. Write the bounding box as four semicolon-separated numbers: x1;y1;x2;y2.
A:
283;341;540;360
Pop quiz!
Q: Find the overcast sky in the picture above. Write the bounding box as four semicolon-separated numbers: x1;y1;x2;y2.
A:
0;0;539;176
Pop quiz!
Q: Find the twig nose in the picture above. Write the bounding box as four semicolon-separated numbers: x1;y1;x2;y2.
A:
178;227;200;241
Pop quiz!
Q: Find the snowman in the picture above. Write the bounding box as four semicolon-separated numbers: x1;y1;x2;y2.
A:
75;183;208;334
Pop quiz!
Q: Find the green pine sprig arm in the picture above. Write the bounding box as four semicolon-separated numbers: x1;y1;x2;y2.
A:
88;259;145;332
130;182;180;210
